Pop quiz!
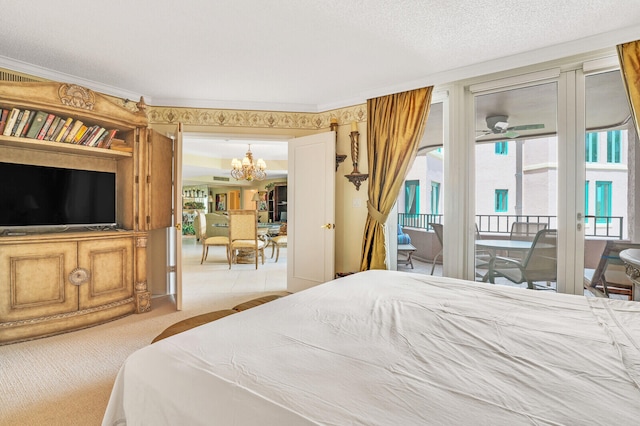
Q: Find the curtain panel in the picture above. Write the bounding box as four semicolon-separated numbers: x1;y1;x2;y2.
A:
360;87;433;271
617;40;640;138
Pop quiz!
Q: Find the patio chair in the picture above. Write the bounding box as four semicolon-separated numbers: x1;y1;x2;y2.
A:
492;229;557;290
475;224;492;279
583;240;638;299
197;212;229;264
428;223;443;275
228;209;265;269
507;222;548;260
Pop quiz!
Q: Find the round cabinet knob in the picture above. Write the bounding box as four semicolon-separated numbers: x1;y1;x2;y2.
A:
69;268;90;286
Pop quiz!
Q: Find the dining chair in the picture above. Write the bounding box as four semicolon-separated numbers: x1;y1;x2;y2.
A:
228;209;265;269
428;223;443;275
491;229;557;290
270;223;287;263
584;240;639;299
197;212;230;264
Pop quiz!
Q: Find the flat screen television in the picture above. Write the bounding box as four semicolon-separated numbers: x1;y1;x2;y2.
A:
0;161;117;229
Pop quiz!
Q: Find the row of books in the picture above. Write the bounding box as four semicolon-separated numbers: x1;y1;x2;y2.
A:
0;107;119;149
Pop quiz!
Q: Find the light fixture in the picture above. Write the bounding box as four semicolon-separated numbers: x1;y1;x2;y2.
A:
251;192;261;210
230;144;267;181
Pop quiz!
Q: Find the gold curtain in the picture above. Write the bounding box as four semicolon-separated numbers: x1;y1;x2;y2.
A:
617;40;640;138
360;87;433;270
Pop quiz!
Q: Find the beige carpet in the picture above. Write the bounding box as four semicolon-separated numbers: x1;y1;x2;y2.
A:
0;238;288;426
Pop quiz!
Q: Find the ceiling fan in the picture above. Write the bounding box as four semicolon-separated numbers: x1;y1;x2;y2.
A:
476;115;544;139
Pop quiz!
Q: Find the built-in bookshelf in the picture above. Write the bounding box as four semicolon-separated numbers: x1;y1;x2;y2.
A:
0;106;120;149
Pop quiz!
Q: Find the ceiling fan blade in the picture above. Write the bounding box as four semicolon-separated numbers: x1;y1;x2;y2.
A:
503;130;519;139
507;123;544;131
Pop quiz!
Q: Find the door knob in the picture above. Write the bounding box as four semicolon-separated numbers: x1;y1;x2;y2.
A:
320;223;334;229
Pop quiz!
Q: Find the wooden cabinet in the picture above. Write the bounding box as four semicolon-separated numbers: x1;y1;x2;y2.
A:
0;80;173;344
268;183;287;222
0;235;135;344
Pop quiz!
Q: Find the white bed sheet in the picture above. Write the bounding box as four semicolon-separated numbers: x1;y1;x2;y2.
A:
103;270;640;425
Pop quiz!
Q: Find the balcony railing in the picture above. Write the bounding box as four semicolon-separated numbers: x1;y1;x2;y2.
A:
398;213;624;239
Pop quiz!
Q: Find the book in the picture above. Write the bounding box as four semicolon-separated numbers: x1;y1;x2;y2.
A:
64;120;84;143
48;116;67;141
81;126;101;146
103;129;119;149
88;127;107;147
36;113;56;140
3;108;21;136
9;110;24;136
13;110;31;137
94;130;110;148
0;109;9;134
54;117;74;142
72;125;89;144
43;116;62;140
25;111;48;139
19;111;36;137
0;108;8;134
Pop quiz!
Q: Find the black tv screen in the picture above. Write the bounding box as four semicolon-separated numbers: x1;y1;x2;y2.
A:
0;162;116;228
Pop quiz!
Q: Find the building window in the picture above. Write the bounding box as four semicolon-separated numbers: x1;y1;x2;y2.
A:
404;180;419;215
495;189;508;212
494;141;508;155
585;132;598;163
595;181;612;224
607;130;621;163
431;182;440;215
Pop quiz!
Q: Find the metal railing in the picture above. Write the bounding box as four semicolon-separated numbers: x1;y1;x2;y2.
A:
398;213;624;239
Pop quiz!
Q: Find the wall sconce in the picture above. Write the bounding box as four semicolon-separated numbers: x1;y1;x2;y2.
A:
331;118;347;171
345;121;368;191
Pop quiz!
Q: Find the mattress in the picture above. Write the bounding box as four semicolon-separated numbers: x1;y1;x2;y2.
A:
103;270;640;425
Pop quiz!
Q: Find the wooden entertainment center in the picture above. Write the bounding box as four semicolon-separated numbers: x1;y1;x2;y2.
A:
0;80;173;345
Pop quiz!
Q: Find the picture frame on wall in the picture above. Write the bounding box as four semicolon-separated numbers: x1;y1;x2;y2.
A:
215;194;226;211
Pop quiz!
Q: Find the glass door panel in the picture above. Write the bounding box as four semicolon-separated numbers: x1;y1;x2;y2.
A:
583;70;637;299
474;82;558;289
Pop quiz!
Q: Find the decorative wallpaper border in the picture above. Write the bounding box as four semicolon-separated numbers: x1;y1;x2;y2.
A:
146;104;367;129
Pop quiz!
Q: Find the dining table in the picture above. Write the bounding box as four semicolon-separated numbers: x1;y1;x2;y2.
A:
475;239;536;283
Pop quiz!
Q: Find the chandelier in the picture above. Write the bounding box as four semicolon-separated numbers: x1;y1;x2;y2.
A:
230;144;267;181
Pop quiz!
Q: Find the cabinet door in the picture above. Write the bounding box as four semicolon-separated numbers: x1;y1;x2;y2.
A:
147;129;174;230
77;237;134;309
0;242;78;322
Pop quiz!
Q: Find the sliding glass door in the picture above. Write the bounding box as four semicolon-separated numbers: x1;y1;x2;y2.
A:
473;81;559;289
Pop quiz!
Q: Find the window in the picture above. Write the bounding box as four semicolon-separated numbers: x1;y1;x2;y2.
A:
431;182;440;214
404;180;419;215
585;132;598;162
494;142;508;155
495;189;508;212
607;130;621;163
595;181;612;224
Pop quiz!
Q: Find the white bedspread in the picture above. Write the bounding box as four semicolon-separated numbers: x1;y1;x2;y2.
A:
103;270;640;425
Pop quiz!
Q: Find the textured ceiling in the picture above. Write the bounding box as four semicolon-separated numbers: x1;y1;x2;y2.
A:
0;0;639;112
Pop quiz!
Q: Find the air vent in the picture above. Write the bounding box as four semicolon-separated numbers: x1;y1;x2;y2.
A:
213;176;230;182
0;69;44;82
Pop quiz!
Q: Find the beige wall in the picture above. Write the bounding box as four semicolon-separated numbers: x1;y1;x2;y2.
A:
149;106;369;274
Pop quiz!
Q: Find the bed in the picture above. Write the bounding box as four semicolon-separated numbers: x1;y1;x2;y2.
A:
103;270;640;425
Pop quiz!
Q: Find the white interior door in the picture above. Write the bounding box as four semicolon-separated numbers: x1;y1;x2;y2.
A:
287;132;335;292
173;123;183;310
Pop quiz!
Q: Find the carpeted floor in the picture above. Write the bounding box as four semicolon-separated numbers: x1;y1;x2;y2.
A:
0;237;288;426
